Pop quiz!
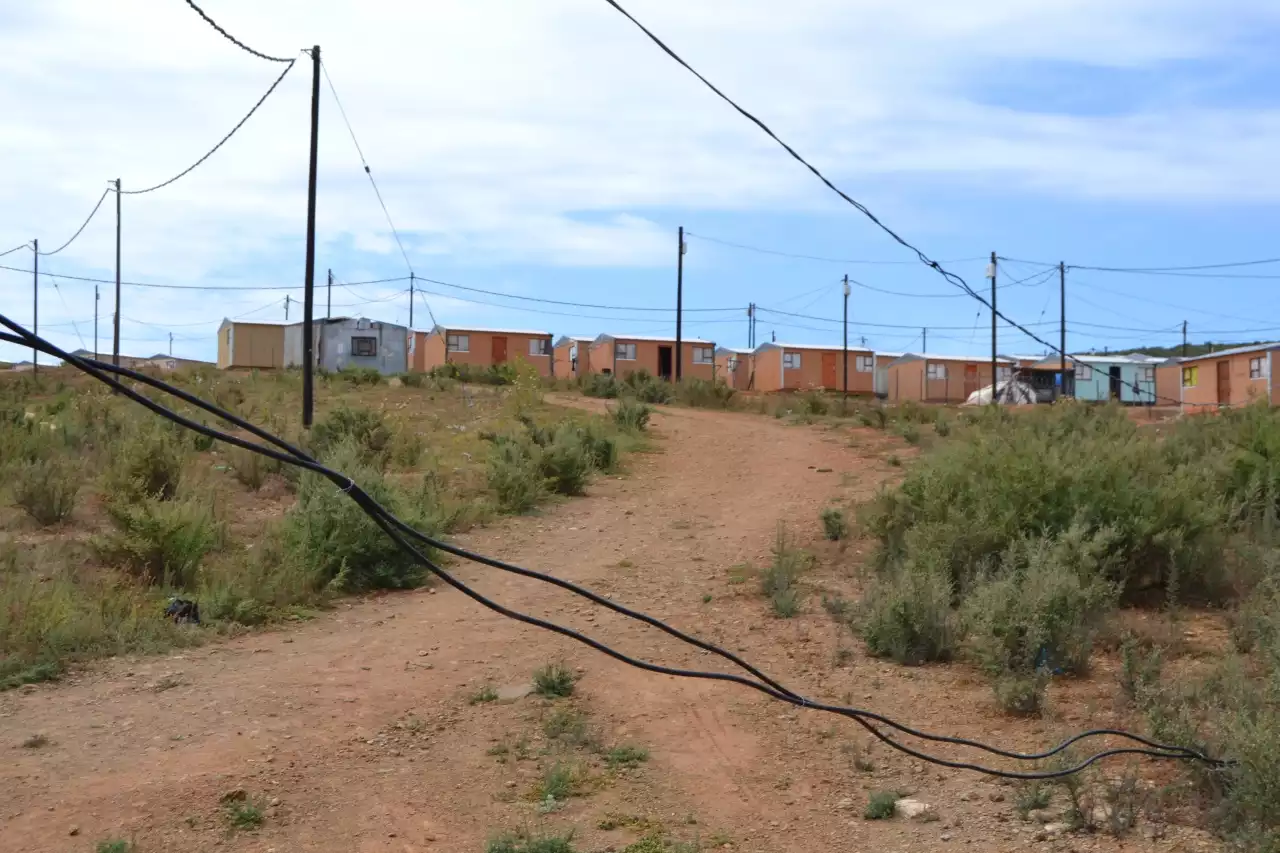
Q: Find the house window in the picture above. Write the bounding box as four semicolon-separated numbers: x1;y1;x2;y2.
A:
529;338;550;356
1076;364;1093;382
782;352;801;370
926;362;946;381
1140;366;1155;382
1251;357;1264;379
727;357;739;371
615;342;637;361
351;336;377;357
693;346;714;364
855;355;874;372
997;366;1012;381
446;334;469;353
1182;366;1198;388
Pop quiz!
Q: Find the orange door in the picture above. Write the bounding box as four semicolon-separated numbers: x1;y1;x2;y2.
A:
821;352;837;388
964;364;979;397
492;336;508;364
1217;360;1231;405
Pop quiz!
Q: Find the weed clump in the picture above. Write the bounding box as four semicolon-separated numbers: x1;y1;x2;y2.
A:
488;438;545;513
96;496;223;587
760;524;812;618
820;507;848;541
486;831;577;853
860;563;957;665
538;425;594;496
612;398;653;432
533;662;577;698
10;457;79;525
309;406;392;466
864;791;897;820
676;378;735;409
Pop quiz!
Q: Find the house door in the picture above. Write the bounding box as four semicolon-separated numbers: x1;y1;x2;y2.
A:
821;352;837;388
491;336;508;364
1218;360;1231;405
1109;366;1122;400
963;364;978;397
658;346;673;381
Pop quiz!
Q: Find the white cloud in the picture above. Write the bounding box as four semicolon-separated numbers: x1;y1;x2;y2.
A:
2;0;1279;362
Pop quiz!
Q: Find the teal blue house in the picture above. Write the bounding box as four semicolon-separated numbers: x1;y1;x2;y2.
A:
1034;354;1161;403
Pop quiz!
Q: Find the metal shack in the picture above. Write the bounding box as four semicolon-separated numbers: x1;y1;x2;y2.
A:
283;317;408;375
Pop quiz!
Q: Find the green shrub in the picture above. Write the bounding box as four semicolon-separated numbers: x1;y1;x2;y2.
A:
309;406;392;466
105;421;186;501
821;507;848;541
760;524;812;618
228;446;266;491
993;672;1048;716
488;438;545;512
863;403;1226;604
580;373;620;399
96;496;223;587
963;527;1119;680
533;662;577;698
897;422;921;445
337;366;383;386
539;425;594;496
1118;635;1164;704
630;377;673;405
95;841;133;853
612;398;653;432
864;791;897;820
579;421;620;472
486;831;577;853
800;389;829;416
605;745;649;768
430;362;515;385
860;564;957;665
10;458;79;525
397;372;426;388
390;427;425;470
676;378;735;409
283;439;437;591
933;414;951;437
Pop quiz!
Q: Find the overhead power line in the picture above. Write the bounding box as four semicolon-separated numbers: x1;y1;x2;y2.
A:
180;0;294;63
0;264;407;291
415;285;745;325
418;274;739;313
600;0;1193;405
35;189;111;256
122;58;297;195
0;244;29;258
320;60;415;278
685;231;985;266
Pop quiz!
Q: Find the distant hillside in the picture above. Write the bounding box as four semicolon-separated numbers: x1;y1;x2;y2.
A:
1095;341;1270;359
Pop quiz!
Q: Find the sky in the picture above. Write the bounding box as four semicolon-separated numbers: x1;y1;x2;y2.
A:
3;0;1280;365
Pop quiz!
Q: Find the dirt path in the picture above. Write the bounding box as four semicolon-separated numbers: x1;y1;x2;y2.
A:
1;402;1221;853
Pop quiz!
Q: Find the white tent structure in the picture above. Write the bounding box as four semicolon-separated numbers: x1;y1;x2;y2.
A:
964;380;1037;406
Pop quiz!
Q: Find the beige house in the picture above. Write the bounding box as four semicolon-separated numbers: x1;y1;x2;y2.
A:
217;320;287;369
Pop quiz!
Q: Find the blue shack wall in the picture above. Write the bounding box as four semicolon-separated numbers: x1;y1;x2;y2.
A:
1073;362;1155;404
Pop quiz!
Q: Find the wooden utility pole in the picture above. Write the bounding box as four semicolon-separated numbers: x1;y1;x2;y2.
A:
989;251;998;405
31;240;38;374
113;179;121;368
1182;321;1188;357
327;269;333;319
94;285;99;360
922;327;927;353
302;45;321;428
842;275;850;403
675;226;685;382
409;272;415;328
1059;261;1066;399
285;294;291;321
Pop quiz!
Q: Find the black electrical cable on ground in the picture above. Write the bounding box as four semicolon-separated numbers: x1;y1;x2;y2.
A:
122;58;297;195
0;314;1225;780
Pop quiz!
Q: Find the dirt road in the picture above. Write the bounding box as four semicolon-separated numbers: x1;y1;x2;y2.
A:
1;402;1221;852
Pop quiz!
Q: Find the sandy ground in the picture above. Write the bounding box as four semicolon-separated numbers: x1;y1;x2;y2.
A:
1;399;1224;853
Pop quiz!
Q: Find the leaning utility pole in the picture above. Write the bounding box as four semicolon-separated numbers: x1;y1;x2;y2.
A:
675;226;685;382
113;179;121;368
1059;261;1066;399
842;275;850;403
989;251;998;405
31;240;38;374
302;44;321;428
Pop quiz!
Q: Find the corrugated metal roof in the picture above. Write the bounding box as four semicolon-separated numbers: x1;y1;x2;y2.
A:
1177;342;1280;362
552;335;594;346
428;325;552;336
891;353;1016;365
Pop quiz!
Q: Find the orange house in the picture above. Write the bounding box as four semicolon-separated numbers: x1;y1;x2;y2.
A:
1176;343;1280;409
751;342;876;394
715;347;752;389
410;325;554;377
552;336;593;379
886;353;1015;403
586;334;716;381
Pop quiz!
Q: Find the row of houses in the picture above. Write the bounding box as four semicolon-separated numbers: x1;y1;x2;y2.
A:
215;317;1280;409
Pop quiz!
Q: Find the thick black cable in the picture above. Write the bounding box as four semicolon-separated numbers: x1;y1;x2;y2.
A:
600;0;1188;406
35;189;110;257
180;0;293;63
122;59;296;195
0;317;1221;779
